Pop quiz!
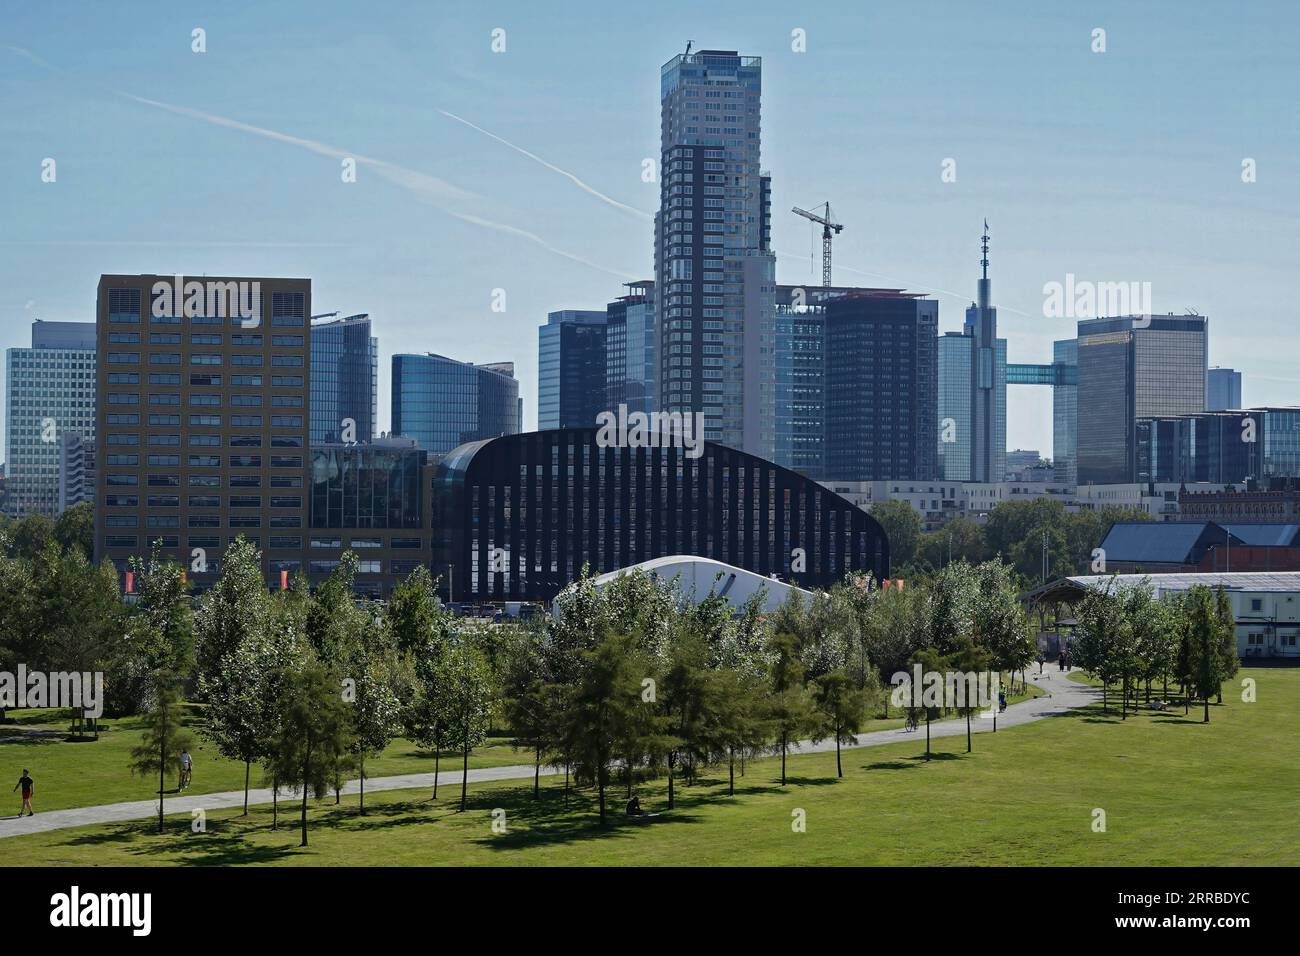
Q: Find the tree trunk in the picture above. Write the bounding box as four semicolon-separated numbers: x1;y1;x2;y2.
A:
835;730;843;778
1203;696;1210;724
598;764;607;825
728;747;735;796
533;746;541;799
432;746;440;800
668;752;676;809
925;712;931;760
243;760;250;816
272;785;278;830
359;757;365;815
300;779;309;847
158;740;165;835
460;741;469;812
1102;682;1108;714
966;711;972;753
780;731;788;785
1121;677;1127;720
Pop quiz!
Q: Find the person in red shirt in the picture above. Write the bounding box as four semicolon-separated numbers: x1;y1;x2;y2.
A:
13;770;34;817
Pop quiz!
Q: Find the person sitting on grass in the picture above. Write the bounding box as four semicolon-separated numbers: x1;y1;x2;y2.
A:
626;795;644;817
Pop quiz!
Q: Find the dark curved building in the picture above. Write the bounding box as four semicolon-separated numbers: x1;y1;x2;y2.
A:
434;427;889;602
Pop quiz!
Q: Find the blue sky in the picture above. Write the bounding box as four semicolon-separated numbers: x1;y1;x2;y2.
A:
3;0;1297;459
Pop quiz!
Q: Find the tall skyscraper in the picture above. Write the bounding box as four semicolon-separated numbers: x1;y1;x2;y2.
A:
391;353;520;456
1052;338;1078;484
605;281;657;416
310;313;377;444
824;291;938;481
1076;314;1208;484
1207;366;1242;411
655;48;774;451
4;320;96;517
93;275;311;584
964;223;1007;482
537;309;607;430
937;332;973;480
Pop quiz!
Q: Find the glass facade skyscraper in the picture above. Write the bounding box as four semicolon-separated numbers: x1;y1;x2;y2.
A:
1076;314;1208;484
310;314;377;444
1207;367;1242;411
824;292;938;481
605;281;657;416
4;320;96;517
536;309;607;430
937;332;973;481
655;49;774;450
391;353;520;457
1052;338;1078;484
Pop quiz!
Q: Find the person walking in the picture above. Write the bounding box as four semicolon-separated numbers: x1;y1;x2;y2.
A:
179;749;193;791
13;769;34;817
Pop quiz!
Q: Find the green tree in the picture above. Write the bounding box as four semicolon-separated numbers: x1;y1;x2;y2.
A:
1213;587;1240;704
810;668;870;776
6;514;55;561
129;672;194;834
566;630;645;824
1071;579;1128;714
1185;585;1229;723
767;631;814;786
869;500;921;570
950;636;992;752
264;663;355;847
444;640;494;812
194;537;268;694
53;501;94;558
129;542;196;681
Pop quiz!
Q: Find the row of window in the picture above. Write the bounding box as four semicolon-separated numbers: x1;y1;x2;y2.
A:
106;373;303;386
106;353;304;367
105;495;302;510
106;333;303;346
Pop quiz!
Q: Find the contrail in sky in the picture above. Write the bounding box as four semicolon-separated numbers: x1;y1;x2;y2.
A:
440;109;653;221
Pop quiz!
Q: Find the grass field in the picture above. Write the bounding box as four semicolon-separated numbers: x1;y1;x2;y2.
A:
0;671;1290;866
0;683;1042;815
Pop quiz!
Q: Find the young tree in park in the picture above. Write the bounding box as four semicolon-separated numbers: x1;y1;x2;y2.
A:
767;631;814;786
344;619;404;815
869;499;921;569
710;667;768;796
1185;585;1229;723
566;631;644;824
498;626;557;798
950;636;992;753
926;561;977;656
35;544;123;736
810;669;870;776
1071;579;1128;714
1213;587;1240;704
405;618;454;799
129;672;194;834
441;640;493;812
129;543;196;680
0;537;35;720
385;565;448;654
658;627;720;808
306;552;368;667
908;646;948;760
971;560;1035;699
265;662;355;847
194;537;268;694
863;582;928;717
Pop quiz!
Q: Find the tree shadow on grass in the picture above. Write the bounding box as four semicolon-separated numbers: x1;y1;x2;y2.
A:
908;752;963;762
861;760;917;772
470;787;704;853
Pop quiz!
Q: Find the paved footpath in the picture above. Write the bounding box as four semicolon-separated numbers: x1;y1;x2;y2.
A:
0;667;1098;840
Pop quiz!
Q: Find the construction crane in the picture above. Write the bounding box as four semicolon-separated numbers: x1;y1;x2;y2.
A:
792;202;844;287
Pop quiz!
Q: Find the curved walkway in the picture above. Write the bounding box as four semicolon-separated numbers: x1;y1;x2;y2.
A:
0;668;1098;840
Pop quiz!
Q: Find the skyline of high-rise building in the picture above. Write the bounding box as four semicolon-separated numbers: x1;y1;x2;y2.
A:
391;352;521;456
605;281;657;417
92;274;312;583
1076;314;1208;484
654;48;774;452
964;223;1007;483
310;313;377;445
1208;366;1243;411
537;309;608;431
4;320;96;517
824;291;938;482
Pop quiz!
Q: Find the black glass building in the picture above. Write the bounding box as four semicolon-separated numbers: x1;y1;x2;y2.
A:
432;427;889;603
824;291;938;481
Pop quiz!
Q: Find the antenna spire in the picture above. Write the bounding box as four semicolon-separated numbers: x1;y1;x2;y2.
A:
980;219;990;281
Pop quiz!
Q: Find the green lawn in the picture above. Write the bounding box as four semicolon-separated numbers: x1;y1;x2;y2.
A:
0;682;1041;816
0;708;529;814
0;670;1290;866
